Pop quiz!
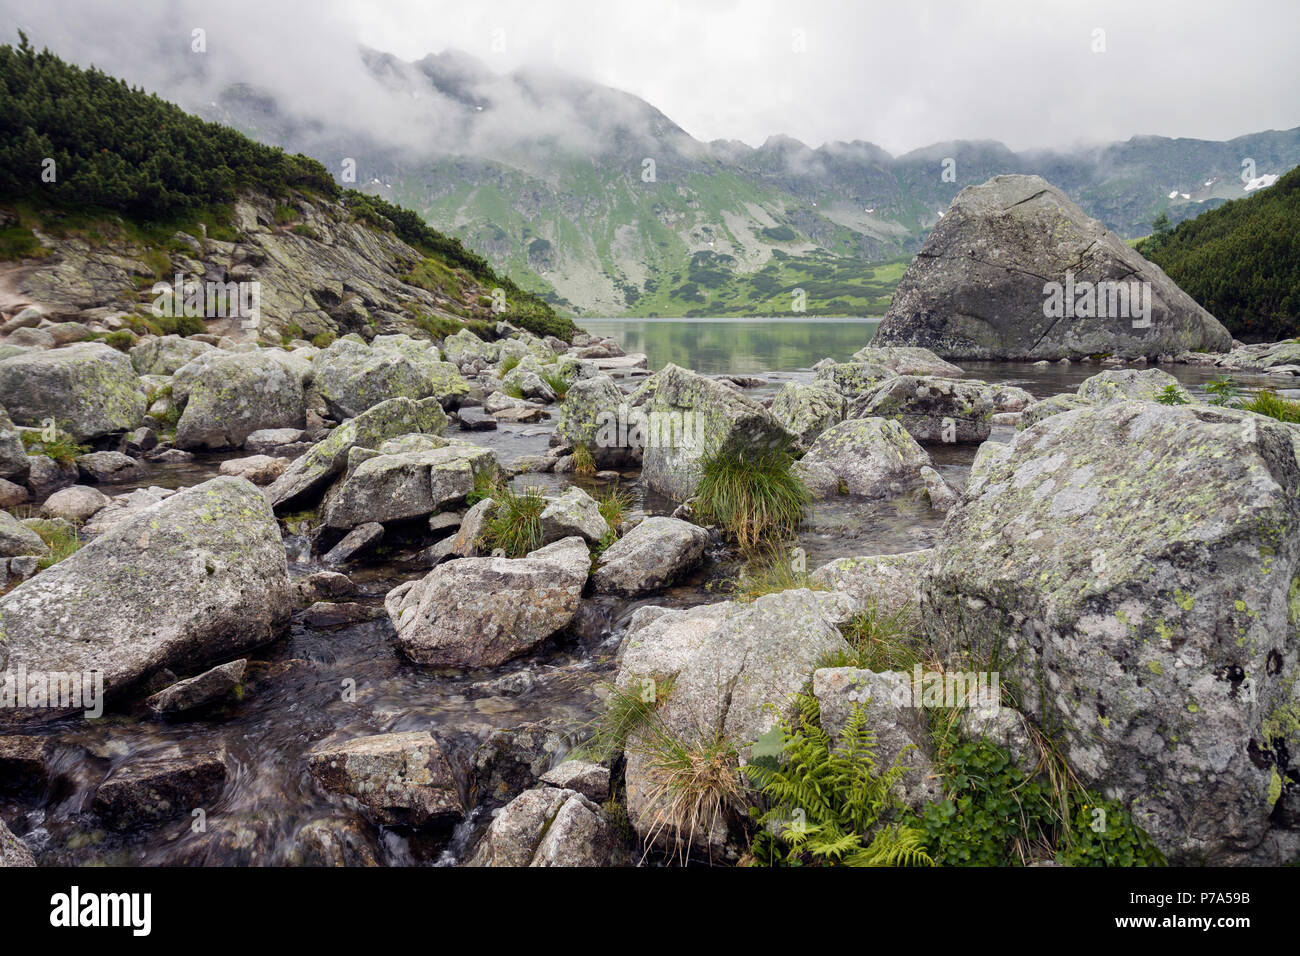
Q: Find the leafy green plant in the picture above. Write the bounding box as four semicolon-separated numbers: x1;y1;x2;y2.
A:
906;739;1164;867
694;442;810;550
745;694;932;867
1238;387;1300;423
730;546;826;603
1205;375;1240;406
481;484;547;557
1155;383;1189;405
1059;797;1166;867
541;369;570;401
19;426;88;466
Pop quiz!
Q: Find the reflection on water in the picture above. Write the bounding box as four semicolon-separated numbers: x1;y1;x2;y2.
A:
581;317;881;374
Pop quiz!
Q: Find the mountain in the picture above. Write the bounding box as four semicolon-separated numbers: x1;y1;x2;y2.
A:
1137;165;1300;341
0;35;572;344
176;48;1300;317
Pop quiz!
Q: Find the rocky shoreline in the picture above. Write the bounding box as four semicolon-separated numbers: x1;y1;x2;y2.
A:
0;314;1296;866
1;174;1299;868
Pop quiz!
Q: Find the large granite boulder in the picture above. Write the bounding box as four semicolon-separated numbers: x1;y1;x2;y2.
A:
798;418;932;499
872;174;1233;359
264;397;449;510
310;339;469;419
632;364;794;500
0;343;145;440
320;437;496;529
922;401;1300;864
175;350;306;450
1075;367;1184;405
0;477;291;723
385;537;589;668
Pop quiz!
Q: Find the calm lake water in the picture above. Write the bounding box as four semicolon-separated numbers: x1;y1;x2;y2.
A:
579;317;1238;400
580;317;880;375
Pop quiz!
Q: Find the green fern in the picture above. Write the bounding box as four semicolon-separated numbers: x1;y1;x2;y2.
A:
745;694;932;867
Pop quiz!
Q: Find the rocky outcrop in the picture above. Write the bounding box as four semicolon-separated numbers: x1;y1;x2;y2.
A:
923;400;1300;864
265;396;449;509
320;437;496;530
0;477;291;723
873;174;1233;359
385;537;589;668
309;339;469;420
632;364;794;500
0;343;145;440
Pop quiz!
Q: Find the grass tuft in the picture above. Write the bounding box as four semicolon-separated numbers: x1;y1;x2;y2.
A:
481;483;547;557
693;442;810;550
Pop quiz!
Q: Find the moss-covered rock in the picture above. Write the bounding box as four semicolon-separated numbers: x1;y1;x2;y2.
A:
923;400;1300;863
310;339;470;419
0;476;291;724
0;343;145;440
175;351;306;450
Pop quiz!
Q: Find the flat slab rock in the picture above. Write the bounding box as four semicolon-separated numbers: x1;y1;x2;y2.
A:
308;730;462;826
146;660;247;716
92;750;228;828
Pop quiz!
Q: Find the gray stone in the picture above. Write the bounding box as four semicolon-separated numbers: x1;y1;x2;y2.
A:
540;760;611;802
386;537;589;668
75;451;145;484
323;522;385;565
850;374;993;444
922;400;1300;864
0;510;47;558
873;174;1233;359
801;418;932;498
93;750;228;828
539;486;610;544
0;343;145;440
307;731;462;826
40;485;109;522
146;660;247;715
468;786;627;867
176;351;306;450
0;477;291;723
591;516;708;596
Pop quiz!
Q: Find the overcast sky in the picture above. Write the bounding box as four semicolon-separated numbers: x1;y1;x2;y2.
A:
5;0;1298;154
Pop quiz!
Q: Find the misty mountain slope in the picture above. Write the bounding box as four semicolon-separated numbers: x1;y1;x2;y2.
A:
191;48;1300;317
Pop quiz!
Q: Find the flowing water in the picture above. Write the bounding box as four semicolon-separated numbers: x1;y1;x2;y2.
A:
0;318;1257;866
